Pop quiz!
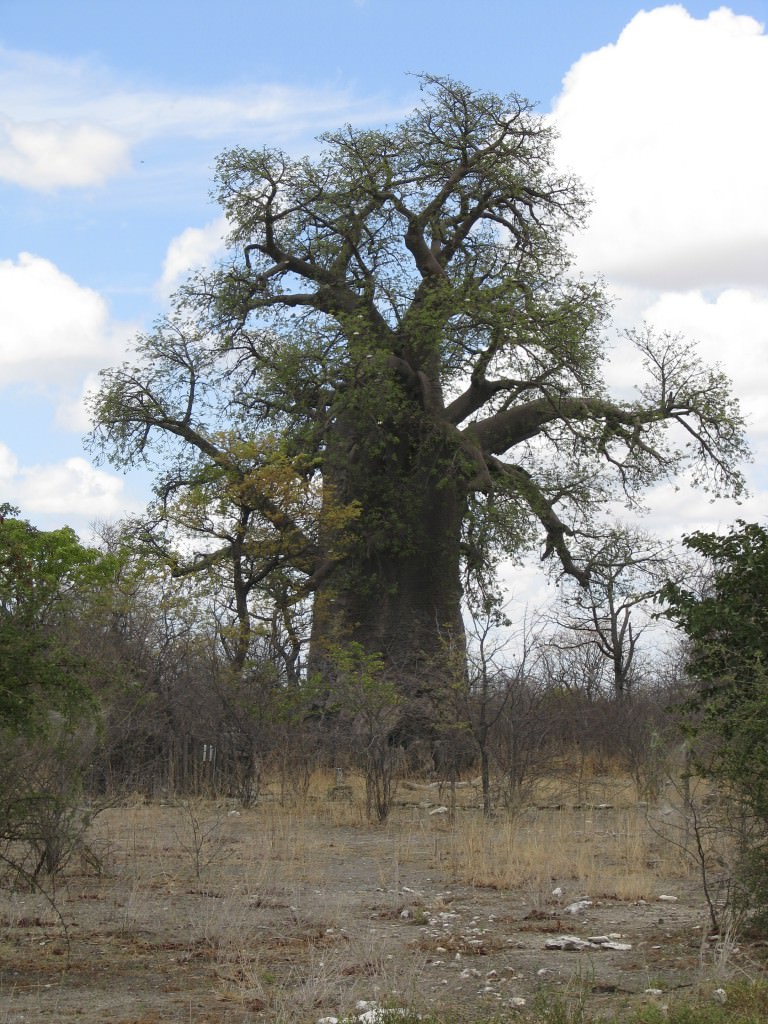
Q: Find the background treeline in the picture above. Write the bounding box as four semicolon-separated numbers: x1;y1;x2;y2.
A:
5;505;768;937
1;503;684;810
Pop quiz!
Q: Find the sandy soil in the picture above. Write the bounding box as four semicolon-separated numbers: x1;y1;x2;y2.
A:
0;789;756;1023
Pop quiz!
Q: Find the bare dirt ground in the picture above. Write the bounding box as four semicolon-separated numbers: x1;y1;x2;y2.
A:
0;777;760;1023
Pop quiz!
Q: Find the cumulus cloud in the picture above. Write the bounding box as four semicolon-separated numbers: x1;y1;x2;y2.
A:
543;5;768;560
54;372;104;434
0;116;129;190
0;442;128;526
0;442;19;481
604;287;768;424
0;253;132;388
551;6;768;290
641;288;768;436
158;216;228;296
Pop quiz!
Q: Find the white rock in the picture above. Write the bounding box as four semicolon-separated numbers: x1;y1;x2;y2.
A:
317;1018;338;1024
429;806;449;815
546;934;631;951
551;886;563;898
712;988;727;1004
587;935;630;949
657;894;678;902
509;997;527;1008
546;935;591;950
644;988;664;997
564;900;592;914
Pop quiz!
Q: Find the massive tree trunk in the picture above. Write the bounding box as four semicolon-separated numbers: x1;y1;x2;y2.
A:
309;405;467;698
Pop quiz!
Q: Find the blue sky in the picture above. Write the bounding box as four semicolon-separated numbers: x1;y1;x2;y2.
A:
2;1;767;575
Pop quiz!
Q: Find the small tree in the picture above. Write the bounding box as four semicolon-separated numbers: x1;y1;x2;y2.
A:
0;506;118;886
459;603;545;816
662;521;768;932
320;643;403;821
0;505;116;732
549;525;683;699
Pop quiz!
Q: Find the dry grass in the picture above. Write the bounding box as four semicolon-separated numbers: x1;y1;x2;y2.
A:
0;767;751;1024
443;804;688;898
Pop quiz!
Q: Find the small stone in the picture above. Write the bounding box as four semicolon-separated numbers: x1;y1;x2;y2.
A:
545;935;590;950
658;894;678;902
712;988;727;1004
564;899;592;914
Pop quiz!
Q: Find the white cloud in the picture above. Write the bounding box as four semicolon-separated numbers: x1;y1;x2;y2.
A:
551;5;768;290
0;45;404;192
158;216;228;296
642;288;768;437
620;479;766;543
542;5;768;566
0;253;133;388
0;442;19;481
604;286;768;432
0;253;107;371
54;372;103;434
0;442;128;525
0;116;129;190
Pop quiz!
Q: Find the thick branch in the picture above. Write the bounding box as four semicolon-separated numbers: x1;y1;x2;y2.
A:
488;457;589;587
465;395;660;455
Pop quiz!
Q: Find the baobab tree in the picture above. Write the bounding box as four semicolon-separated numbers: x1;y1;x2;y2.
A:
89;76;747;700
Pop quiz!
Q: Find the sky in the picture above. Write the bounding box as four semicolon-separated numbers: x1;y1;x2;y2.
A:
2;0;767;601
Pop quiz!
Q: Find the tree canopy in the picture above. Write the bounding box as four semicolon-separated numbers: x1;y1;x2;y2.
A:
88;76;748;692
0;505;117;733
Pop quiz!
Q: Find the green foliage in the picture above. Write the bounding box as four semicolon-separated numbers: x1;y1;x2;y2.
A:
0;723;101;881
662;521;768;931
663;521;768;686
0;506;117;733
319;642;402;821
